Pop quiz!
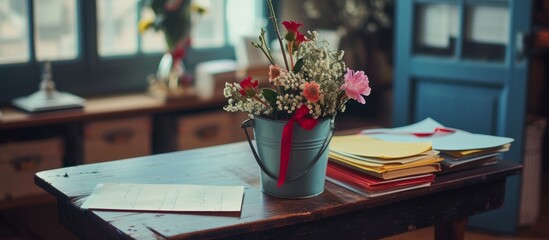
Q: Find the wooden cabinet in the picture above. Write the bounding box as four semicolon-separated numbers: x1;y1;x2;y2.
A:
0;92;242;208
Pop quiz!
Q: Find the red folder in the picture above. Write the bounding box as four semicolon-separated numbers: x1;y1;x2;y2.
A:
326;162;435;194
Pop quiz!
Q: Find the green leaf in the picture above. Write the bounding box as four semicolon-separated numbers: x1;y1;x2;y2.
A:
293;58;304;73
261;88;278;107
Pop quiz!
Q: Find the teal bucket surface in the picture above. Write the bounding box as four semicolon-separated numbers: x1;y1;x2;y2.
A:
252;116;333;199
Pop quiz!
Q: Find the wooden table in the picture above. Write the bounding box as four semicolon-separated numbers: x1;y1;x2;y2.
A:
35;142;521;240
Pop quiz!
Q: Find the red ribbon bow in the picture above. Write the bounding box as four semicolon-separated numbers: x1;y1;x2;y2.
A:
279;105;318;187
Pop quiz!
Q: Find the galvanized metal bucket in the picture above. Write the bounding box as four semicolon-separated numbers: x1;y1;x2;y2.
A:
241;116;335;198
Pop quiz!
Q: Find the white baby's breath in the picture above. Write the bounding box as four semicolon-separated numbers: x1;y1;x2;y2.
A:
223;29;355;120
222;0;372;122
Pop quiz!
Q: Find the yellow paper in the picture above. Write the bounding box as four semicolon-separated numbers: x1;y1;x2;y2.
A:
330;135;433;159
329;152;442;172
342;163;441;180
330;149;439;164
443;144;511;157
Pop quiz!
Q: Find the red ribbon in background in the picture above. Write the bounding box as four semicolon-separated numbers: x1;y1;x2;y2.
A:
279;105;318;187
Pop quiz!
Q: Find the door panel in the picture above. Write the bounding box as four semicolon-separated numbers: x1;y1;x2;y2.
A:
410;58;507;84
394;0;532;233
414;80;499;134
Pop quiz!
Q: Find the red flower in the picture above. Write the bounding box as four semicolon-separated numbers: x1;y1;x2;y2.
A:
239;76;259;97
170;38;191;63
170;46;186;62
294;32;308;49
282;20;302;41
282;21;302;33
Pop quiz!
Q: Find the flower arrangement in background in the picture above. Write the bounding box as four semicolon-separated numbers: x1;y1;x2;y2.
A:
139;0;205;62
139;0;205;97
223;0;372;121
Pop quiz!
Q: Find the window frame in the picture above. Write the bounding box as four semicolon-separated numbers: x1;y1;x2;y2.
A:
0;0;278;105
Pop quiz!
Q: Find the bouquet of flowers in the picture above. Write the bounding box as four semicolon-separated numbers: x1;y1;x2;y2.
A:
223;0;372;122
139;0;205;60
139;0;205;97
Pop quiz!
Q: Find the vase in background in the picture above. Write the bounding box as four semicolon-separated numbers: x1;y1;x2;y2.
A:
157;52;185;90
140;0;202;101
147;53;194;100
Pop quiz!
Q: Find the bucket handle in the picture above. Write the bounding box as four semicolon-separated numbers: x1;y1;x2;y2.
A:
241;118;335;182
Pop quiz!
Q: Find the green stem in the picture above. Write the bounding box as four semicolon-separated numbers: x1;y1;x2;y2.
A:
264;49;275;65
256;43;275;65
260;30;275;65
253;95;271;109
288;41;294;69
267;0;290;72
337;91;348;110
252;32;275;65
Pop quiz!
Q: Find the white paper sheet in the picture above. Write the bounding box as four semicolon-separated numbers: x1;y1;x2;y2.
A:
361;118;514;151
81;183;245;212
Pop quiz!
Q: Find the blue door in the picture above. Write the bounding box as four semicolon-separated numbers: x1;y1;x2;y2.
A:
393;0;532;233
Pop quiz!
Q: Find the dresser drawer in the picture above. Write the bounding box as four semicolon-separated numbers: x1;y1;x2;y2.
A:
0;138;63;199
84;116;151;164
177;111;235;150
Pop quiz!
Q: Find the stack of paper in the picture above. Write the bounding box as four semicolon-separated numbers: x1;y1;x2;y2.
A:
326;162;435;197
438;144;510;172
361;118;514;173
327;134;442;197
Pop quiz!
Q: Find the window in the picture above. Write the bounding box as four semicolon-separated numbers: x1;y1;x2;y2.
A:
97;0;138;56
0;0;30;64
35;0;79;61
192;0;225;48
0;0;267;105
226;0;267;46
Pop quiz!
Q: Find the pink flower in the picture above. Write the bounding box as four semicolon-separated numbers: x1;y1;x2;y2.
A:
268;65;284;82
239;76;259;97
302;81;320;103
340;68;371;104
